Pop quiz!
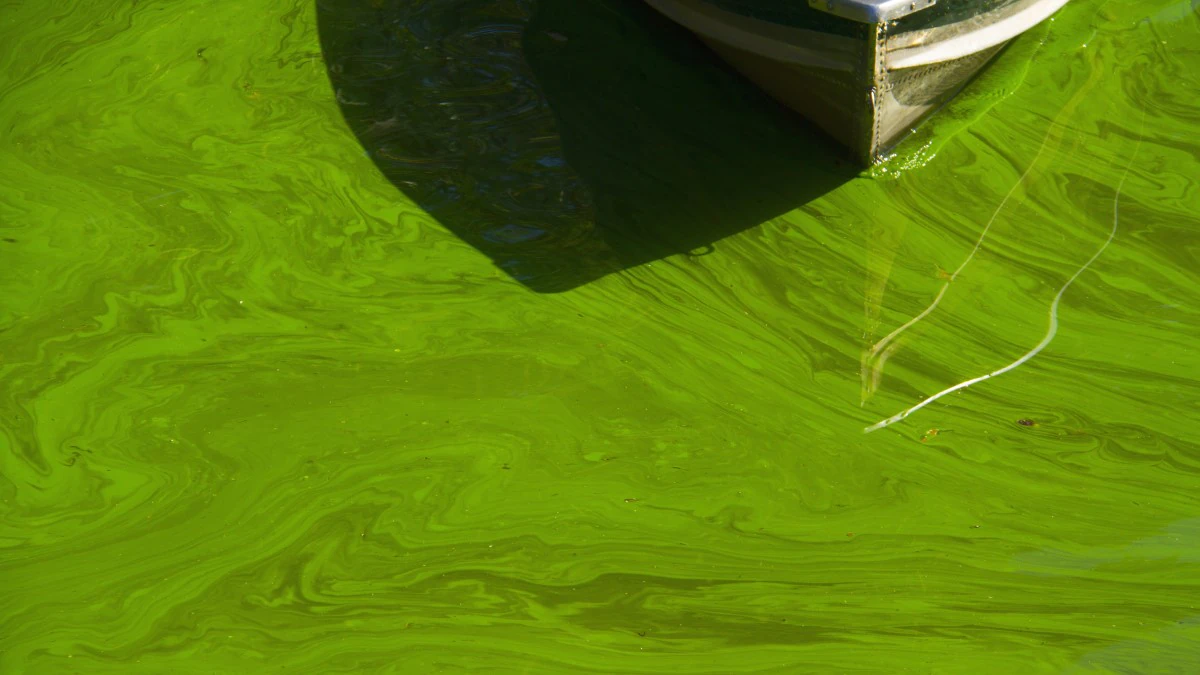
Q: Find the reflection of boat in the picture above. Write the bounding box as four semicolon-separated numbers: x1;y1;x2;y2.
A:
644;0;1070;163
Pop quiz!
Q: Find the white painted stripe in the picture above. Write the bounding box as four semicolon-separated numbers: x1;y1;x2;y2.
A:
644;0;859;71
887;0;1070;69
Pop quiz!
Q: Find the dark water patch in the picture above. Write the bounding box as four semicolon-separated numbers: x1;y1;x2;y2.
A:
316;0;853;292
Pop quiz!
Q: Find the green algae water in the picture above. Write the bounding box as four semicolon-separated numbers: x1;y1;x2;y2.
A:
2;0;1198;672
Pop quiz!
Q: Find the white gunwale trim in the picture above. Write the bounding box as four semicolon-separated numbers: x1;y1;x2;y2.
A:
886;0;1070;69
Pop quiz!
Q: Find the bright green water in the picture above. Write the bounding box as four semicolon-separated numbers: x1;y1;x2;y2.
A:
2;0;1198;672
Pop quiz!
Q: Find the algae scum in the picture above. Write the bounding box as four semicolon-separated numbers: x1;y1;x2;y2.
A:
1;0;1198;672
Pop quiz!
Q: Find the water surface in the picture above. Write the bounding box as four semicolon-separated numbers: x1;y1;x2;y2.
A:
1;0;1198;672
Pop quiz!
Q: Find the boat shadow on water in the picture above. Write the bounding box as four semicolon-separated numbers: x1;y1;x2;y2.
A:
315;0;856;292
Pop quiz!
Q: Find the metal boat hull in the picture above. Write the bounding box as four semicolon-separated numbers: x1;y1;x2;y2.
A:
644;0;1070;163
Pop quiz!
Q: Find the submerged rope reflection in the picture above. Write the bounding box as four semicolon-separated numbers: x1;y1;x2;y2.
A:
865;120;1145;434
862;124;1060;402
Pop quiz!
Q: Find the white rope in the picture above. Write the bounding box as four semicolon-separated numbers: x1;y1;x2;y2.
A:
862;126;1059;399
865;120;1145;434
